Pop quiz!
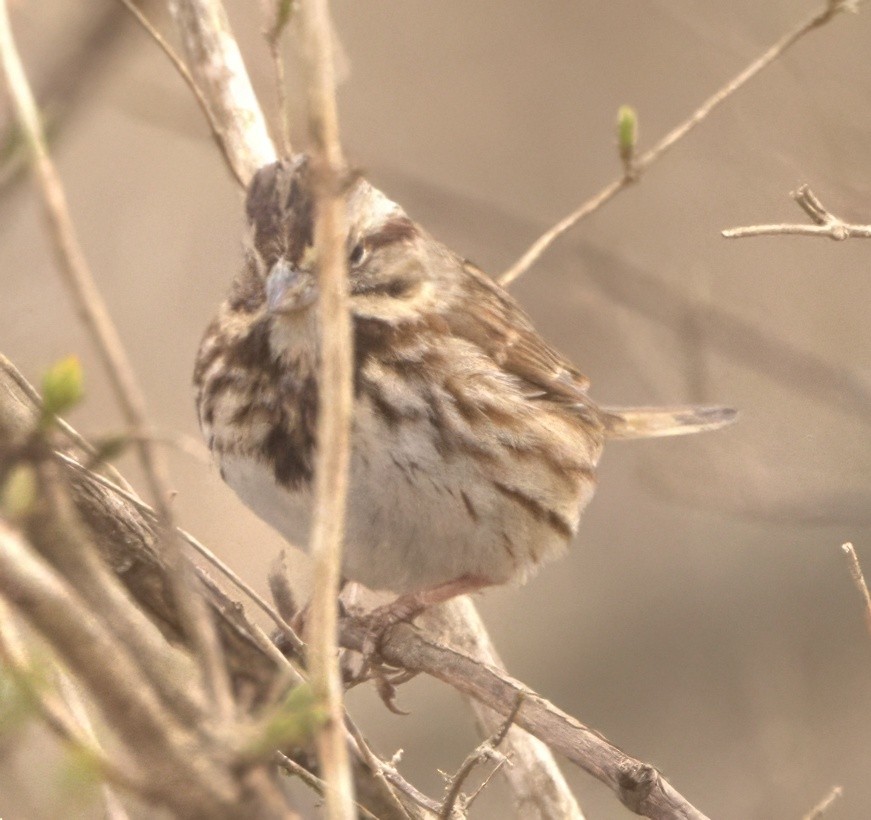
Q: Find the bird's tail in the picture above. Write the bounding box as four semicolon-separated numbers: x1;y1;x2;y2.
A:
599;405;737;440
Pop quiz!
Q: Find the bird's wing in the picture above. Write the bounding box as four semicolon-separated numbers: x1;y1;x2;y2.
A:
444;259;592;403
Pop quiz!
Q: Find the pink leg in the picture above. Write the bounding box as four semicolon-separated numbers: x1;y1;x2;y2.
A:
360;575;492;668
377;575;492;625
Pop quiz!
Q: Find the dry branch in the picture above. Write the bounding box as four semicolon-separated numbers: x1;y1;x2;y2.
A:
723;185;871;240
339;617;710;820
802;784;843;820
169;0;275;185
0;0;233;720
0;355;420;818
285;0;357;816
424;599;585;820
438;696;517;818
0;521;246;817
500;0;862;285
1;355;709;817
842;543;871;639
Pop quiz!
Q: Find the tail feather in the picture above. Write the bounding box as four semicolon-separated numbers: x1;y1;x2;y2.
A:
600;405;737;440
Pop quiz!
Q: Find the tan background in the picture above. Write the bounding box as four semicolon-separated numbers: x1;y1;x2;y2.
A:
1;1;870;817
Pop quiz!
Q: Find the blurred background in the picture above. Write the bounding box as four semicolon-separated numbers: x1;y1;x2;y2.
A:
1;1;869;817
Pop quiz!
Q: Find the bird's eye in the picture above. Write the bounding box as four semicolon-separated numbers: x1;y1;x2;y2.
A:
349;242;367;266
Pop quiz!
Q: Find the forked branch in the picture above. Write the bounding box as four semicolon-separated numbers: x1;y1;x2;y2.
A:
723;185;871;240
500;0;863;285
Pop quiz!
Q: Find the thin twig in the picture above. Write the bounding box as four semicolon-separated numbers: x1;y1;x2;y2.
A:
439;696;521;818
116;0;243;187
0;355;133;493
169;0;276;185
0;521;239;816
265;0;294;158
500;0;862;286
0;0;234;722
842;543;871;639
723;184;871;239
802;784;844;820
54;450;305;654
295;0;356;816
374;758;442;817
342;719;420;819
423;599;585;820
0;597;142;798
57;672;133;820
463;757;508;813
724;223;871;239
274;752;382;820
340;617;710;820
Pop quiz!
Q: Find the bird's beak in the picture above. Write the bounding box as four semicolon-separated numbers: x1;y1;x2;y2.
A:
266;260;318;313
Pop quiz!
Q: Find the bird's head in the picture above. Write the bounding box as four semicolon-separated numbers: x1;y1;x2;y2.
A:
244;157;436;326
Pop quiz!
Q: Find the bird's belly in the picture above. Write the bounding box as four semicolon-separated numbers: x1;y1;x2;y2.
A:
340;402;577;594
219;450;535;595
218;406;585;595
220;454;313;550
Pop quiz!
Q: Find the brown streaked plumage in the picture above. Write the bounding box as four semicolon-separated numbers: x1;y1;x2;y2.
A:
194;156;736;623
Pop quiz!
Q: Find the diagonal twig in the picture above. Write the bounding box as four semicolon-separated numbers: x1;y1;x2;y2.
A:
500;0;863;286
438;695;521;818
117;0;244;187
842;543;871;639
802;784;843;820
0;0;234;722
424;598;585;819
340;617;710;820
169;0;275;185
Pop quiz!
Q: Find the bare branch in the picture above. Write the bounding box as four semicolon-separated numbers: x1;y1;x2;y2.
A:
723;185;871;239
169;0;276;185
0;0;234;721
424;599;585;820
438;697;519;818
500;0;863;286
340;617;710;820
265;0;295;157
0;361;300;817
274;753;383;820
0;598;142;798
56;671;134;820
294;0;356;815
802;784;843;820
55;448;304;654
842;543;871;639
0;356;281;706
0;521;241;816
117;0;243;186
342;718;425;819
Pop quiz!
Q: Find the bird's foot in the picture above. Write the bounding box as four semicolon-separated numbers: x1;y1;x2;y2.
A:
351;575;491;712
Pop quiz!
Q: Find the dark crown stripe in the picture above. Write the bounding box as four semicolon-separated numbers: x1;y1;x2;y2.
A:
365;216;418;251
